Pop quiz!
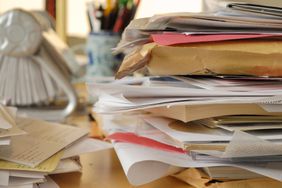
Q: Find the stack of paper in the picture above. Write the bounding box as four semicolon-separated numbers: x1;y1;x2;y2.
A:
89;1;282;187
0;106;113;188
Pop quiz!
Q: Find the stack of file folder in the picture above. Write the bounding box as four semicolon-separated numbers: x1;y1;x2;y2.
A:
90;2;282;188
0;105;112;188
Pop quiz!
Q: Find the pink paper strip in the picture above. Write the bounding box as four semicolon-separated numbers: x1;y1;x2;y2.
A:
151;33;279;46
106;132;185;154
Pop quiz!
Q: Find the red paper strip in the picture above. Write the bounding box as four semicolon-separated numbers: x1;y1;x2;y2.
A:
106;132;185;154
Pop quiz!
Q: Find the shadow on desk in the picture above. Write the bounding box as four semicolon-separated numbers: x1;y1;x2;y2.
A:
51;149;191;188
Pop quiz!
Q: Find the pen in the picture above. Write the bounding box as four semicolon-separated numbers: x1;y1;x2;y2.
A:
104;0;112;17
95;4;104;31
113;0;130;33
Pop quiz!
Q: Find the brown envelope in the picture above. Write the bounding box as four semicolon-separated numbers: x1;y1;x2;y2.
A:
116;40;282;78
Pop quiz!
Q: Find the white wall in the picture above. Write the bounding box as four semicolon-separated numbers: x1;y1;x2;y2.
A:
67;0;91;38
0;0;44;13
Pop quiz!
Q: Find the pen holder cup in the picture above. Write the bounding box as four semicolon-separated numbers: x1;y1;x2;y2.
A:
86;32;121;77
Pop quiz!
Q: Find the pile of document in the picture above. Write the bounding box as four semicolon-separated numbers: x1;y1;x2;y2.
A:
90;2;282;188
0;104;112;188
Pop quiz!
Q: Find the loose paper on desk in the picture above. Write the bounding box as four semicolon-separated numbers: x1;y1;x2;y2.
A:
113;142;183;185
0;171;9;186
0;117;88;167
51;158;81;174
37;176;59;188
114;142;282;185
0;125;25;138
8;177;45;186
0;151;62;173
0;184;33;188
62;137;113;159
2;184;33;188
9;170;45;179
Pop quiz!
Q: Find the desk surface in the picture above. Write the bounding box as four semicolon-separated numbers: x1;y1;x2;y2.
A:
51;149;191;188
50;112;191;188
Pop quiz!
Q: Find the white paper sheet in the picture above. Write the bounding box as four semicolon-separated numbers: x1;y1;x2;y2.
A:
0;184;33;188
217;123;282;132
101;114;182;147
0;137;10;145
0;117;88;167
144;117;232;143
94;93;271;114
9;171;45;179
36;176;59;188
144;117;282;143
8;177;44;186
114;142;184;185
50;158;81;174
174;76;282;92
114;142;282;185
90;78;282;114
0;124;26;139
88;81;282;98
0;170;9;186
62;137;113;159
194;130;282;159
223;131;282;158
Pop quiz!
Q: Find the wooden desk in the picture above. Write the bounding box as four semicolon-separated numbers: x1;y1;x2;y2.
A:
51;149;191;188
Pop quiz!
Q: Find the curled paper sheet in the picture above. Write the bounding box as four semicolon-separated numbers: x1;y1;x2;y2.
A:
113;142;282;185
223;131;282;158
114;142;183;185
198;130;282;158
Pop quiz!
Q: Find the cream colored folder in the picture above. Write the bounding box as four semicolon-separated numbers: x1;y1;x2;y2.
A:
146;103;282;123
